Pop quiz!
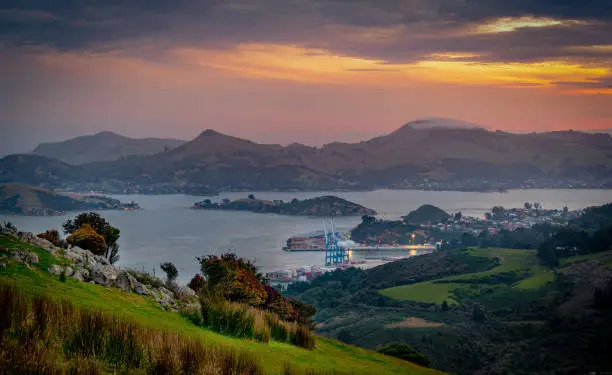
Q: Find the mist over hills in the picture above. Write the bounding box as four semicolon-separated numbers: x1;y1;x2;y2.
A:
31;131;186;165
3;120;612;193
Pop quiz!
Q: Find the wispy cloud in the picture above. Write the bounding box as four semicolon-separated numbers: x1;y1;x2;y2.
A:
469;16;589;34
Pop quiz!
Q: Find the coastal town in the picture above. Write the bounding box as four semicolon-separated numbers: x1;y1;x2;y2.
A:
266;202;584;284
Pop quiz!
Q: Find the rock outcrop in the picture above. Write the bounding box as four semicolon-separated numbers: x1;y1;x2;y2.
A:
6;231;195;311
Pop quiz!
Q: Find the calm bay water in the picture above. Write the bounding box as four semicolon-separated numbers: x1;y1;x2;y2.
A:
2;189;611;282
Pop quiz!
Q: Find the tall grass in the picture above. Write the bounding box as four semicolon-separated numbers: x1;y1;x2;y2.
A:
199;295;316;350
0;283;264;374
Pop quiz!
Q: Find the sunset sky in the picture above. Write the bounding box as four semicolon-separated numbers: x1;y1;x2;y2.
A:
1;0;612;154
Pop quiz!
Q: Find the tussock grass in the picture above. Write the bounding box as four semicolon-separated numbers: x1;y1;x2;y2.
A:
200;296;316;350
0;282;264;374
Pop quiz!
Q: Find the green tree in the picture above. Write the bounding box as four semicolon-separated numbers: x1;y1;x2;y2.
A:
441;300;449;311
160;262;178;283
63;212;120;263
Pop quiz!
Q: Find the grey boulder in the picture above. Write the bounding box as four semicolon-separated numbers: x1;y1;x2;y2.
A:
114;271;138;292
48;264;63;276
90;264;120;286
134;283;151;296
72;268;89;282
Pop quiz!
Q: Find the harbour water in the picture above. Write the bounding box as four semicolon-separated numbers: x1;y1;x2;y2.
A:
2;189;611;283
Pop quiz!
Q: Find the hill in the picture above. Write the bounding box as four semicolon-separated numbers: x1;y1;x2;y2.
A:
0;232;440;375
32;131;185;165
287;246;612;374
403;205;451;225
0;154;81;186
193;195;376;216
0;183;138;215
3;122;612;192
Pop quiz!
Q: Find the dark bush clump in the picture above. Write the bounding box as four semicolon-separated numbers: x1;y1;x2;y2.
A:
377;344;431;367
188;274;206;293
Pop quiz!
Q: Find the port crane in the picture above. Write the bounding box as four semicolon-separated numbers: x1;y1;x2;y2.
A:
323;218;349;266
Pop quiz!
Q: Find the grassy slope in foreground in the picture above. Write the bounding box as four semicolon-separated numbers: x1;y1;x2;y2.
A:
379;248;553;304
0;235;440;375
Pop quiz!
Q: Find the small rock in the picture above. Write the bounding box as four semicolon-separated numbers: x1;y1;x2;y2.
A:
134;283;151;296
64;266;74;277
26;252;39;264
152;286;178;311
158;286;176;299
48;264;63;276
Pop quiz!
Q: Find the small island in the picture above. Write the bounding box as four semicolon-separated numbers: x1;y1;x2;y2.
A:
0;183;140;216
192;195;376;217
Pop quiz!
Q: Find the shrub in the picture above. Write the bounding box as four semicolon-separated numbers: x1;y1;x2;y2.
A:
37;229;64;247
66;225;107;256
125;269;164;289
293;325;316;350
229;267;268;306
160;262;178;283
188;274;206;293
265;285;297;321
59;271;66;283
377;344;431;367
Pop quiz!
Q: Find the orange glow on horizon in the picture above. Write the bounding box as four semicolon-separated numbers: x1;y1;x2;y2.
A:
174;44;611;94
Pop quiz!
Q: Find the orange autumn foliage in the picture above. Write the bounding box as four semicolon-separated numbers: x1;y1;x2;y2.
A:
66;224;107;256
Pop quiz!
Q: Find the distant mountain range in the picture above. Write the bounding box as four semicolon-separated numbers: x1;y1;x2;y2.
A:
587;128;612;136
31;131;185;164
2;119;611;193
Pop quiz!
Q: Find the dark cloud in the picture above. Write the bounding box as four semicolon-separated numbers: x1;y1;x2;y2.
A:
0;0;611;64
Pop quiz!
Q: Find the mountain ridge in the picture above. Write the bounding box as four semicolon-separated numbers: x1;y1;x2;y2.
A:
4;121;612;192
31;131;186;165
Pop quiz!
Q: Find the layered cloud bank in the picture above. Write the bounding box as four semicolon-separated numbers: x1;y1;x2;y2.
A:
1;0;611;153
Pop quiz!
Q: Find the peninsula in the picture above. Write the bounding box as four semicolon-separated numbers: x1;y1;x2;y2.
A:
192;195;376;217
0;183;140;216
